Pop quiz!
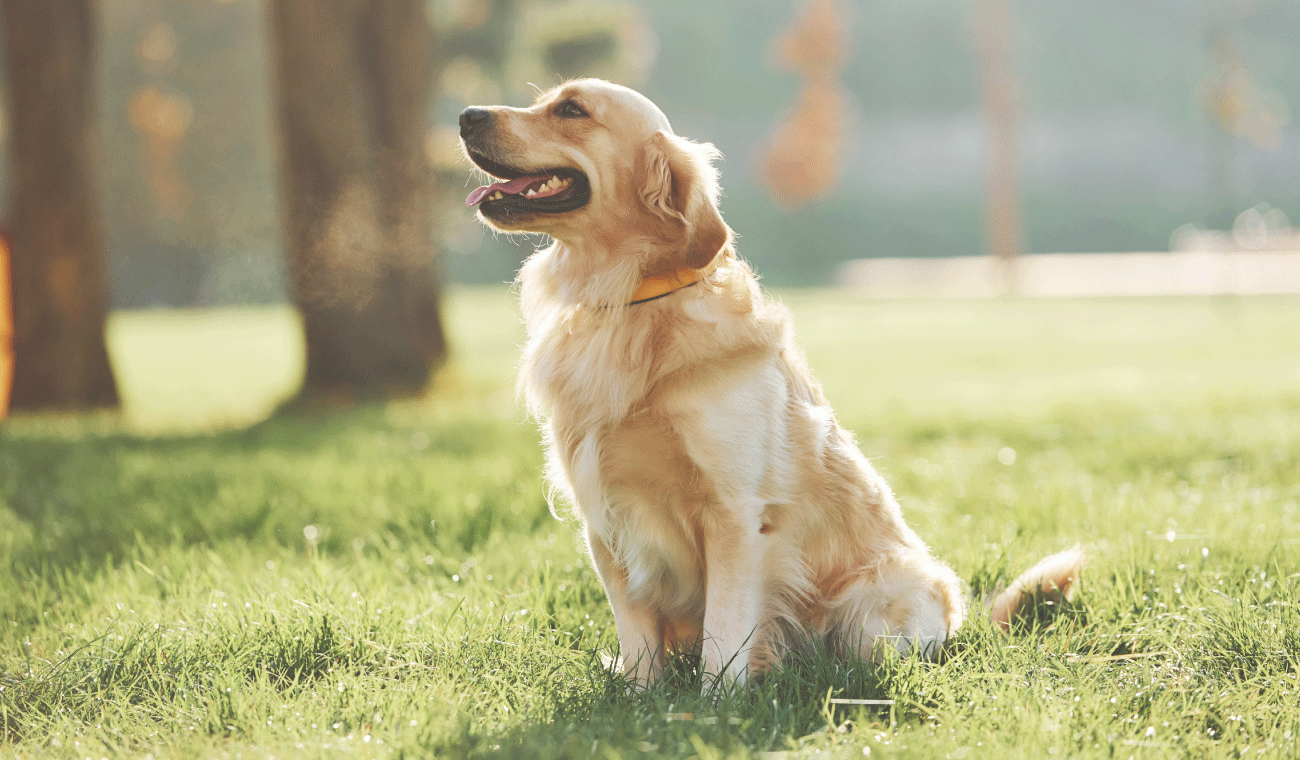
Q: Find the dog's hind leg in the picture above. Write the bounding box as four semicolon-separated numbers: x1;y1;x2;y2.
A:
825;552;967;662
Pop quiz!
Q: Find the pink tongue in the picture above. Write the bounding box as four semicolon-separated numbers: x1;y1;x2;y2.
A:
465;175;547;206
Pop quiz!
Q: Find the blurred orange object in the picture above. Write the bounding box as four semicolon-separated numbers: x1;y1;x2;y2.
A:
762;0;850;209
0;232;11;419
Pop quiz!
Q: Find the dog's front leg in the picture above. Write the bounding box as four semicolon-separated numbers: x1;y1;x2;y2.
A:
587;529;665;685
700;507;764;689
672;365;787;690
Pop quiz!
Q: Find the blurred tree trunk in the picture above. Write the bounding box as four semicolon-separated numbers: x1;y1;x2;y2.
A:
2;0;119;410
1;235;11;417
268;0;446;403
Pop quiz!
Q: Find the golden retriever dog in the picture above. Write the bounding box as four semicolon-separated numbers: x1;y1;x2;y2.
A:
459;79;1083;688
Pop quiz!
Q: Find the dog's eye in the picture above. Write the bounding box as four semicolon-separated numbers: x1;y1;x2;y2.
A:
554;100;588;119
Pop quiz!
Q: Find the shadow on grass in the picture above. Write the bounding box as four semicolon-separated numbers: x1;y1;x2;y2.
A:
0;616;907;756
0;404;545;572
469;644;918;760
0;609;397;744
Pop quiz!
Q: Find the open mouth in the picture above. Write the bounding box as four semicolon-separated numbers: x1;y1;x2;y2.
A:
465;150;590;217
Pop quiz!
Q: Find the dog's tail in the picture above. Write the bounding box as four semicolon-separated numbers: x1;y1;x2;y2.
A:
987;544;1086;632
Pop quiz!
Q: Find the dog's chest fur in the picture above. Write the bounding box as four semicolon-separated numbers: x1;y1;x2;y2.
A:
522;264;785;611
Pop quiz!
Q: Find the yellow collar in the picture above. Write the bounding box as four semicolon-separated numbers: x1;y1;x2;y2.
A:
628;266;702;305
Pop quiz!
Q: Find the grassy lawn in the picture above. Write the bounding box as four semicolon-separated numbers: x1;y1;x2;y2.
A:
2;289;1299;759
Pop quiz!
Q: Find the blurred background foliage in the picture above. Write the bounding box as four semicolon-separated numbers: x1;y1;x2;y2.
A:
1;0;1294;304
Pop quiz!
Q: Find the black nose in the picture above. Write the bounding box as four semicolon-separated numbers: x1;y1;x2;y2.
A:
459;107;490;137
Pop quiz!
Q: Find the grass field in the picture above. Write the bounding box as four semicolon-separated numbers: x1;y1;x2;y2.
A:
2;289;1299;759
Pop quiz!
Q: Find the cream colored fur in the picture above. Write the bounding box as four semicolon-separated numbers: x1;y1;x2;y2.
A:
462;79;1083;688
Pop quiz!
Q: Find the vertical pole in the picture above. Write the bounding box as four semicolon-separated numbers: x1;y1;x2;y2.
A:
977;0;1023;293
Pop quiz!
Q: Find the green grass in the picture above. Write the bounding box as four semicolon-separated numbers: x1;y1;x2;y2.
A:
2;289;1299;759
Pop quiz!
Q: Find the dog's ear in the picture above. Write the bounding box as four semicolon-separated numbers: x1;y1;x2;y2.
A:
638;131;729;270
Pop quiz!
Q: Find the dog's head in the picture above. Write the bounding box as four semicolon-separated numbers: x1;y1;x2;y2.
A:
460;79;729;273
